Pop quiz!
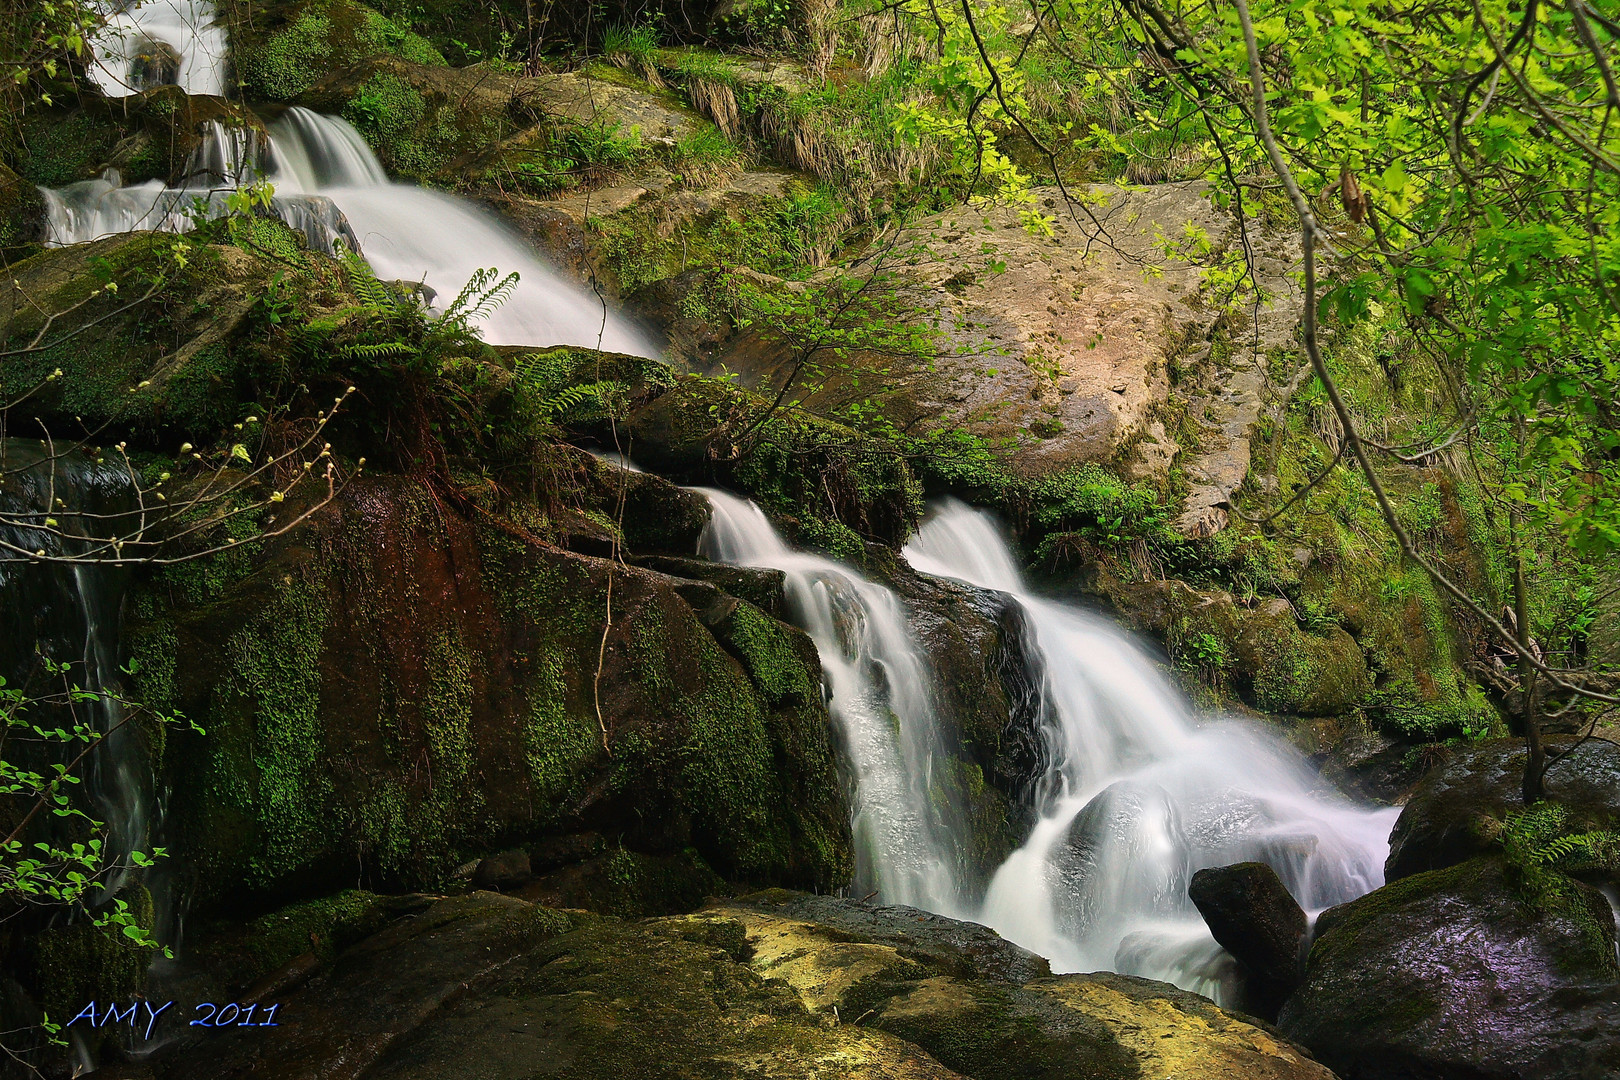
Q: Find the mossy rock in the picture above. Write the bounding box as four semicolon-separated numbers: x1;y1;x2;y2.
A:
13;90;266;191
21;896;153;1033
1101;575;1371;717
142;891;963;1079
1384;736;1620;882
235;0;446;102
137;473;849;912
142;889;1334;1079
709;893;1336;1080
526;847;729;918
0;230;349;440
1279;855;1620;1080
0;163;44;256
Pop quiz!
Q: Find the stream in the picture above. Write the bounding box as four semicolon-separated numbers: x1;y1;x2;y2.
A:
702;490;1399;1003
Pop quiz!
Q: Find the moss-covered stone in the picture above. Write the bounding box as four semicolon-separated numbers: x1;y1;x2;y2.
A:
134;471;848;914
1384;736;1620;881
1101;575;1371;717
22;895;153;1030
237;0;445;102
1280;855;1620;1080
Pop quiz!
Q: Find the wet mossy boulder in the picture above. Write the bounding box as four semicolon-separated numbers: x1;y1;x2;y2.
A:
1384;737;1620;882
1188;862;1307;1020
1278;855;1620;1080
235;0;446;102
684;891;1337;1080
144;891;966;1079
1100;575;1372;716
132;473;850;912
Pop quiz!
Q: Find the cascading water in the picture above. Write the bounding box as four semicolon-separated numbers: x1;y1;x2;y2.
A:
695;486;1396;1003
53;2;658;355
86;0;228;98
905;499;1399;1001
697;489;967;914
0;441;150;897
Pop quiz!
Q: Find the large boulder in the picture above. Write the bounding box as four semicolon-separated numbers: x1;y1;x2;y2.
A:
1188;862;1307;1020
128;891;966;1079
103;888;1335;1079
132;473;851;911
1384;737;1620;882
696;891;1337;1080
1278;855;1620;1080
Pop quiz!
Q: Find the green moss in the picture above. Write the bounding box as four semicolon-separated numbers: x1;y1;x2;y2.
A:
200;571;333;889
708;601;813;705
26;886;154;1025
241;0;446;101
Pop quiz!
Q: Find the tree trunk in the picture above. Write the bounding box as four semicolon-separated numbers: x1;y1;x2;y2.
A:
1512;504;1545;804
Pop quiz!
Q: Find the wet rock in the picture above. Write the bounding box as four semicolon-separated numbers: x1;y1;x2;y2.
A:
706;893;1337;1080
1278;855;1620;1080
146;891;966;1080
470;847;532;890
1384;737;1620;882
1315;732;1429;804
725;889;1052;985
1188;862;1306;1020
890;566;1052;887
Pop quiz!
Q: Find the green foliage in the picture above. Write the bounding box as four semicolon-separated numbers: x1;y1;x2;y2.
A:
340;72;471;177
0;659;196;1044
241;0;446;101
1502;802;1620;877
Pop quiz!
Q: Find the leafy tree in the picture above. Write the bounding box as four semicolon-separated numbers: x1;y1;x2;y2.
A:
884;0;1620;800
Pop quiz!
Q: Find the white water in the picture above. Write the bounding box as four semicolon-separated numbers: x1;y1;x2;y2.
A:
698;489;968;914
57;4;657;354
87;0;228;97
698;487;1396;1003
905;499;1399;999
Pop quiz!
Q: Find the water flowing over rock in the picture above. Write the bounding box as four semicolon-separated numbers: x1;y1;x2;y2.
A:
86;0;229;98
698;488;970;915
0;441;150;894
48;0;658;355
903;499;1397;1004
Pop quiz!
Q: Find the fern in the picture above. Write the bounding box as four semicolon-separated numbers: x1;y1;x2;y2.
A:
536;380;626;420
341;340;414;361
337;243;397;313
436;266;520;331
1502;803;1620;872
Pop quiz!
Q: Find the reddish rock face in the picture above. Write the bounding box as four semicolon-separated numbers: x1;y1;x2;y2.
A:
143;474;851;912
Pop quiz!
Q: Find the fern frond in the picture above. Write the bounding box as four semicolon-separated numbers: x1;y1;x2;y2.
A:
342;341;414;361
337;243;396;312
537;380;625;419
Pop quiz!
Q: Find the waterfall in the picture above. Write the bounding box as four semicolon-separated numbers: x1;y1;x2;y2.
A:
0;441;150;897
905;499;1399;1001
86;0;228;98
696;489;967;914
53;0;659;356
694;487;1396;1003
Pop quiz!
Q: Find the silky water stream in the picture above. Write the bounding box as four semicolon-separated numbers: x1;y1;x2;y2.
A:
700;490;1399;1003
